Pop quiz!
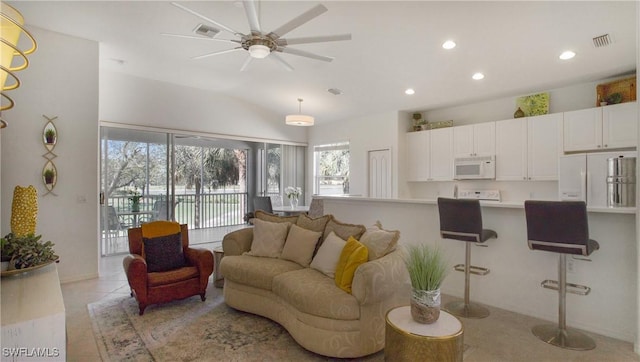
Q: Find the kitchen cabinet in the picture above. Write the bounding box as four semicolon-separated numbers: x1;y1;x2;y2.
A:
406;127;453;181
453;122;495;157
495;113;561;181
406;130;430;181
563;102;637;152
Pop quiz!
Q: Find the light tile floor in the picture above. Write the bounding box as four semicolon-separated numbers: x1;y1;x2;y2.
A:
63;250;640;361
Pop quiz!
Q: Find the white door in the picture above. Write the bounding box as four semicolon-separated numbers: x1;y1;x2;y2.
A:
369;149;392;198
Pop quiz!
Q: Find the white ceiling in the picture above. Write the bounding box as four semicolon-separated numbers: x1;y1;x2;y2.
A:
9;1;638;125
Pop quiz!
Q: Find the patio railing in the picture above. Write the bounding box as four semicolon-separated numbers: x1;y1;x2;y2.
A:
108;192;248;229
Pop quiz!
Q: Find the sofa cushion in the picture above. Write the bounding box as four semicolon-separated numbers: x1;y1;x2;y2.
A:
255;210;299;224
272;268;360;321
310;231;346;278
246;219;290;258
296;213;331;233
322;218;366;244
359;221;400;261
335;237;369;293
220;255;303;291
147;266;199;287
280;224;323;267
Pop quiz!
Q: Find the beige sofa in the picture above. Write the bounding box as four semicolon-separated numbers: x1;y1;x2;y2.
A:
219;213;410;358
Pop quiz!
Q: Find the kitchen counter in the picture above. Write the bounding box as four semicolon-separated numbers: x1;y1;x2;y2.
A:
317;195;636;214
318;195;637;345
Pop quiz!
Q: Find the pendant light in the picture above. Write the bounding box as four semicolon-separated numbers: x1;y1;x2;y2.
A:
285;98;314;126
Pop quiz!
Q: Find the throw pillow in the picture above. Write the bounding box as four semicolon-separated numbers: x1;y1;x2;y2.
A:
280;224;323;267
246;218;291;258
359;221;400;260
334;236;369;293
296;213;331;233
322;217;366;243
254;210;298;224
310;231;347;278
143;232;185;272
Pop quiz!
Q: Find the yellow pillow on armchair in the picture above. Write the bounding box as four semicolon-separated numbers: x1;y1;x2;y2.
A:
334;236;369;293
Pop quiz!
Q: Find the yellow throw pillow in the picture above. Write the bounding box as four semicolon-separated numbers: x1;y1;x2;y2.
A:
334;236;369;293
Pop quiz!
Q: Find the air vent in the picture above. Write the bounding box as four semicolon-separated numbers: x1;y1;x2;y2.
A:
592;34;612;48
193;24;220;38
327;88;343;96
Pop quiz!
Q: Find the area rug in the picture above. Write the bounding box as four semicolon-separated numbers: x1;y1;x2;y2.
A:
88;287;384;361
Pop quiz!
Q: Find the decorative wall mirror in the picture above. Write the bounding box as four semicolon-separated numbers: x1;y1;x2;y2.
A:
43;121;57;151
42;160;57;194
42;115;58;196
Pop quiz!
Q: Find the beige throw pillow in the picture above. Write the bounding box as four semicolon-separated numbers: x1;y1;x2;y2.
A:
322;217;366;243
359;221;400;260
310;231;347;278
296;213;331;233
280;224;323;267
246;219;291;258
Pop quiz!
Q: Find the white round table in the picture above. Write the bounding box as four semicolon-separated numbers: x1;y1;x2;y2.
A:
385;306;463;361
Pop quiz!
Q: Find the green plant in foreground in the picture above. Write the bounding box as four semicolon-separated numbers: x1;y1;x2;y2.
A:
404;244;449;291
1;233;57;269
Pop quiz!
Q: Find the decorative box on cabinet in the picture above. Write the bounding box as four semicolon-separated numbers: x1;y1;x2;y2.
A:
495;113;561;181
453;122;495;158
406;128;453;181
563;102;637;152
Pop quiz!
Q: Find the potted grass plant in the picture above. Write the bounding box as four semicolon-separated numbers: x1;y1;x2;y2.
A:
404;243;449;324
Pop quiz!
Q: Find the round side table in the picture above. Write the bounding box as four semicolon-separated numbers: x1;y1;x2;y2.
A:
385;306;463;362
213;246;224;288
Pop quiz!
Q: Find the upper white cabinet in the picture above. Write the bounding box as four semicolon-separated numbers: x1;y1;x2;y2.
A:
495;113;561;181
430;127;454;180
563;102;637;152
406;127;453;181
453;122;495;157
406;130;430;181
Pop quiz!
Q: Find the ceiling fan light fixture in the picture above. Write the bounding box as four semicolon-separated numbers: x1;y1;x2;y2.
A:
249;44;270;58
286;98;315;126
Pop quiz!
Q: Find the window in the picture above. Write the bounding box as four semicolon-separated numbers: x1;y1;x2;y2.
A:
314;142;350;195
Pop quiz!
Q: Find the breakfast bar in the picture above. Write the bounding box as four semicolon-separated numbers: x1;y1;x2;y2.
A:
319;196;637;345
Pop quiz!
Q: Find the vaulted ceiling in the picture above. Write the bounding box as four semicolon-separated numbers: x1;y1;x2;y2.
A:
11;1;637;124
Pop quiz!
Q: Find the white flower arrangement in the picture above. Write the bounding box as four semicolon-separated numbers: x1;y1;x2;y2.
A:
285;186;302;200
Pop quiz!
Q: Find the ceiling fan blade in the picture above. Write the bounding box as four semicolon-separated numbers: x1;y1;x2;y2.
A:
240;56;253;72
277;34;352;46
277;47;334;62
270;53;294;71
191;47;244;60
161;33;241;44
267;4;327;39
242;0;261;34
171;2;245;37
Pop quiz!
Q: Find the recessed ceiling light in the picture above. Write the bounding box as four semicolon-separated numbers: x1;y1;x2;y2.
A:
405;88;415;95
559;50;576;60
442;40;456;50
472;72;485;80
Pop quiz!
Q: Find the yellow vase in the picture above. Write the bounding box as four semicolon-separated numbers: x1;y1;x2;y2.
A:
11;185;38;237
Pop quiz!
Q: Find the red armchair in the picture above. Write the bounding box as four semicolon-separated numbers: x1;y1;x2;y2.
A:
123;223;214;315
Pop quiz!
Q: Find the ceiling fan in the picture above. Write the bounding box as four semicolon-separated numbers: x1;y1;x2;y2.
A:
163;1;351;71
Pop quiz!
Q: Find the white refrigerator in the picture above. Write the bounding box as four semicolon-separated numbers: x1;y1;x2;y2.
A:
558;151;636;207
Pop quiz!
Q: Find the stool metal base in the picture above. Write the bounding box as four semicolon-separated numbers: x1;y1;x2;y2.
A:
444;300;490;319
532;324;596;351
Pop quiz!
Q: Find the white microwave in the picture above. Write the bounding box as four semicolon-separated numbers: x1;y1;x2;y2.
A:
454;155;496;180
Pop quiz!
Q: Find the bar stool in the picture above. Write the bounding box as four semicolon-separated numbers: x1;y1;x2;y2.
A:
524;200;598;350
437;197;497;319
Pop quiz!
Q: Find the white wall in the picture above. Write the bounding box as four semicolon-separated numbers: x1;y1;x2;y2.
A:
307;111;400;200
100;71;307;144
0;27;100;282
